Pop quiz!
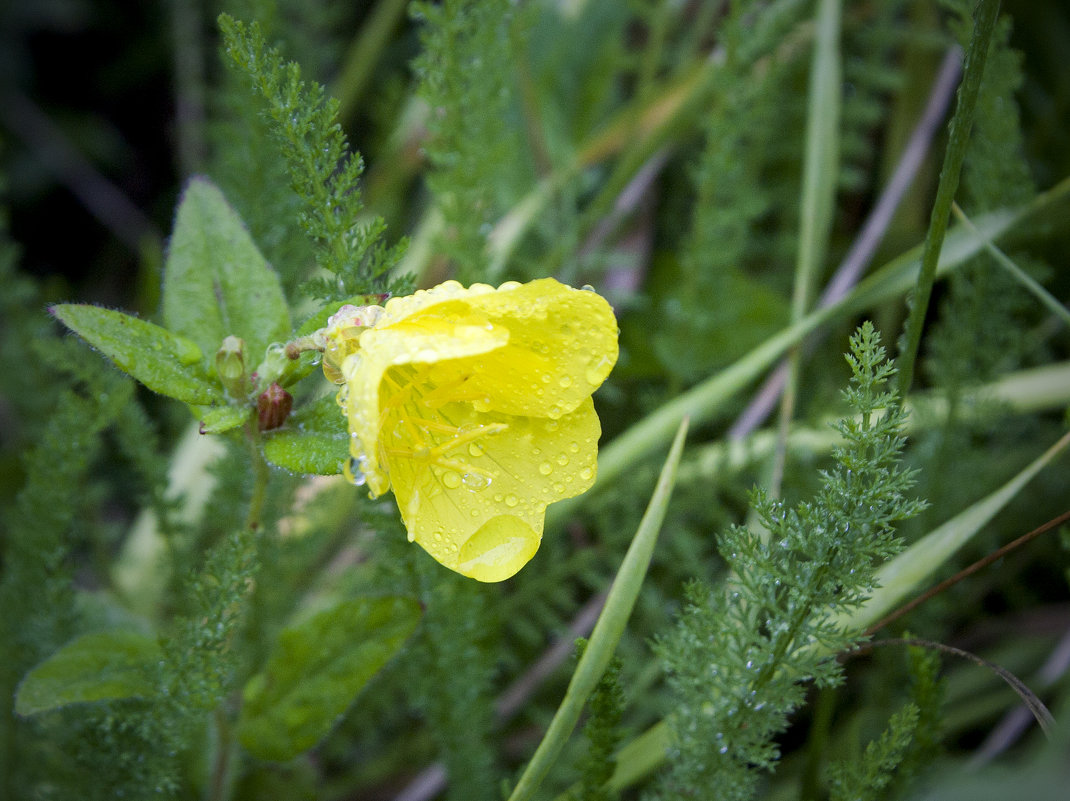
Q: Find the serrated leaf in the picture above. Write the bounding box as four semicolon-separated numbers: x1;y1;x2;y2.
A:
51;304;222;404
237;596;421;761
15;630;161;716
163;177;291;365
263;393;347;474
199;404;251;434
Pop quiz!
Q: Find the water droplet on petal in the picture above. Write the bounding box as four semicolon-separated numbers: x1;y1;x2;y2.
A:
462;472;491;490
456;515;540;582
468;443;484;457
539;462;553;476
442;471;462;489
556;454;569;466
344;457;367;487
558;375;572;388
579;467;593;481
504;494;518;508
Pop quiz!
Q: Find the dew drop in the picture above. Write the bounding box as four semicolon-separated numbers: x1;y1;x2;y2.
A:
579;467;593;480
468;442;484;457
556;453;569;466
344;456;367;487
553;482;566;494
504;494;519;508
539;462;553;476
569;441;579;453
540;373;552;384
462;472;491;490
558;375;572;388
442;471;462;489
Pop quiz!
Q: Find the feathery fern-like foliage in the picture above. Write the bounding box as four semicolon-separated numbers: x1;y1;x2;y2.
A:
653;323;924;801
570;640;624;801
219;14;409;302
412;0;532;281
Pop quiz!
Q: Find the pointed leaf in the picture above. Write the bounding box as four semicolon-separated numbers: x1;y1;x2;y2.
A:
163;177;291;364
16;630;161;716
237;595;421;761
841;431;1070;635
263;393;347;475
51;304;222;404
508;419;689;801
199;404;252;434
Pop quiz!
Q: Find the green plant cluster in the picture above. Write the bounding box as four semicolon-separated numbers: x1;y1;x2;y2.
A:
2;1;1070;800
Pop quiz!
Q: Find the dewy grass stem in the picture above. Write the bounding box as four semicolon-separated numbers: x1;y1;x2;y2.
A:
506;420;688;801
896;0;1002;397
774;0;841;498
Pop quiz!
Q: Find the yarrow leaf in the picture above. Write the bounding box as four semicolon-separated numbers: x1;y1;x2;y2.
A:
654;321;923;800
218;15;407;302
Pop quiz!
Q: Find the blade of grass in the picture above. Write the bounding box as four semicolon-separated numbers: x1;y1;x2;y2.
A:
728;45;963;440
840;429;1070;635
773;0;842;496
951;201;1070;329
546;178;1069;532
332;0;409;124
505;419;689;801
897;0;1002;396
554;426;1070;801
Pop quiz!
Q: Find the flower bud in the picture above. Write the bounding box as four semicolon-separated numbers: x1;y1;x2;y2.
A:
257;381;293;431
215;336;247;398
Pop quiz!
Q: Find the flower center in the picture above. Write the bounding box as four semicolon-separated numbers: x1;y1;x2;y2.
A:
378;365;507;486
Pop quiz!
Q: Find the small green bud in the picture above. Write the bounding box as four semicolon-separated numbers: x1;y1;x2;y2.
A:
215;336;248;398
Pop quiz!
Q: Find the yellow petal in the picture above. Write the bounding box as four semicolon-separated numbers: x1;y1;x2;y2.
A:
418;279;619;419
342;312;509;493
381;394;601;581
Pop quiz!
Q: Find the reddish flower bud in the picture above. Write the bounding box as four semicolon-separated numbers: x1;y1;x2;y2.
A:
257;382;292;431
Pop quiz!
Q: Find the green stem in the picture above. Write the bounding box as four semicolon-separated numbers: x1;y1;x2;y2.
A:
331;0;409;124
244;423;271;532
773;0;841;497
506;420;688;801
951;202;1070;329
546;176;1070;534
896;0;1001;397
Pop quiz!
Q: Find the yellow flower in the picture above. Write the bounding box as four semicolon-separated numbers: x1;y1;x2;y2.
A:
320;278;618;581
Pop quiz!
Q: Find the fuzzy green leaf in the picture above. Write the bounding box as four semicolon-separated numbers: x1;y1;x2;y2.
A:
198;404;251;434
50;304;222;404
163;177;291;365
15;630;161;716
263;393;347;474
237;595;421;761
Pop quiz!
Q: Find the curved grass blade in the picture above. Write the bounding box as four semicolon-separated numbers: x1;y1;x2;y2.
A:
506;418;689;801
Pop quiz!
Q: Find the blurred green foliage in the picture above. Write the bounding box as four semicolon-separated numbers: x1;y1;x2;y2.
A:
2;1;1070;800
